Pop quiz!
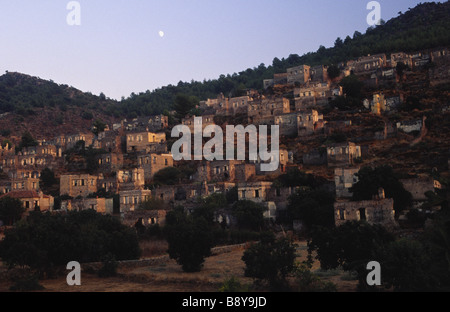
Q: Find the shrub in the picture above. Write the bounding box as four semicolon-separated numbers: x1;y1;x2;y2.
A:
242;233;297;291
9;275;44;292
219;277;250;292
98;254;118;278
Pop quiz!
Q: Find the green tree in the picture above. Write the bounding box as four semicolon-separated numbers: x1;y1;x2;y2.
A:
308;221;394;289
40;168;57;189
375;239;437;291
153;167;182;185
0;210;141;274
288;188;335;230
19;131;38;149
138;198;169;211
327;65;341;80
232;200;267;231
242;233;297;291
193;193;227;224
92;119;107;136
173;94;198;121
165;207;214;272
340;74;363;99
350;166;413;215
0;197;25;226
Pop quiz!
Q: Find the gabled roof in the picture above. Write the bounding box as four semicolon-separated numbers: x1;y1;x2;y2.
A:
0;190;50;199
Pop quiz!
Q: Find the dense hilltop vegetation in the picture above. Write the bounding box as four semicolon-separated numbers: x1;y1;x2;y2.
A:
0;1;449;124
118;1;450;116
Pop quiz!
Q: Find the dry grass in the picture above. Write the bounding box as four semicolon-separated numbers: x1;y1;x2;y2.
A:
0;240;358;292
139;240;169;258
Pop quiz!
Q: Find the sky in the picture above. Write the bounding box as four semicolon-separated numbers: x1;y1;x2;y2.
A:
0;0;438;100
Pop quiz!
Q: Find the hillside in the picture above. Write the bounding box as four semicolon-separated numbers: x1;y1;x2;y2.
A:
0;72;120;141
0;1;449;141
117;1;450;114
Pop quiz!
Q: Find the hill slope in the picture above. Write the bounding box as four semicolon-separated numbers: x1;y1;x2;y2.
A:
0;1;449;141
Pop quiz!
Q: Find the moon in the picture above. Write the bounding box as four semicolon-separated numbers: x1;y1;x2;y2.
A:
158;31;164;38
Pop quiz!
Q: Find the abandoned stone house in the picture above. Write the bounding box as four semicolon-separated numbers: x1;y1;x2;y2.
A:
0;190;54;213
334;190;397;228
268;185;297;212
381;68;395;79
237;181;273;203
182;115;216;133
119;189;152;212
237;181;277;221
411;52;431;69
287;65;311;85
297;110;324;137
353;54;387;75
94;130;123;153
263;79;274;90
126;131;166;153
194;160;242;183
310;65;328;83
123;115;169;133
152;185;175;203
62;197;114;214
199;93;227;110
52;132;95;152
122;209;167;227
251;149;293;174
274;113;298;137
334;167;360;198
294;82;331;110
60;174;98;198
117;168;145;191
235;163;256;182
97;152;124;173
248;97;290;125
273;73;288;85
138;153;174;180
327;142;362;168
0;181;11;195
0;143;14;159
2;146;61;175
10;176;40;192
334;189;396;226
368;93;386;115
97;175;118;193
390;52;413;68
429;48;450;85
396;119;423;134
228;95;253;115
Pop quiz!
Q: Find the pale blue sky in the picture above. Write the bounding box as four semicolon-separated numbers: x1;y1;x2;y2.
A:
0;0;436;100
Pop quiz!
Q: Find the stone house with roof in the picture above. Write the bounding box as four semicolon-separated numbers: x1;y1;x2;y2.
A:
126;131;166;153
248;97;290;125
335;167;360;198
327;142;361;168
60;174;99;198
0;190;54;214
274;113;298;137
287;65;311;85
297;110;324;137
119;189;152;212
138;153;173;181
